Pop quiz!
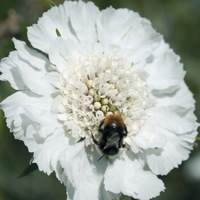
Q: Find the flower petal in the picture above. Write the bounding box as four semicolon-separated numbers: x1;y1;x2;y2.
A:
12;38;49;72
134;105;198;175
147;106;197;134
0;91;66;174
104;153;165;200
27;3;76;53
67;1;100;45
150;81;195;109
97;7;162;62
145;127;198;175
33;128;68;175
60;142;119;200
28;1;99;53
1;91;52;132
145;49;185;91
48;38;81;72
97;7;134;49
0;44;53;95
132;105;197;152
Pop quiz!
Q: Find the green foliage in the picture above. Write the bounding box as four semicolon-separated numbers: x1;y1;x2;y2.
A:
47;0;57;8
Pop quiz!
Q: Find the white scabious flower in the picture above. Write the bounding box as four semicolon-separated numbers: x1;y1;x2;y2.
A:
0;1;198;200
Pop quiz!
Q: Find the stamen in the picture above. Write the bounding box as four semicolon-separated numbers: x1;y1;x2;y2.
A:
56;51;149;143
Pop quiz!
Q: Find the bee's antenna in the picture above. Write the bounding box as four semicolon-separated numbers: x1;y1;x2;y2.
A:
97;154;104;161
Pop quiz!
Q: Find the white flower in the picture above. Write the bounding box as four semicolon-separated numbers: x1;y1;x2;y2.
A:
0;1;198;200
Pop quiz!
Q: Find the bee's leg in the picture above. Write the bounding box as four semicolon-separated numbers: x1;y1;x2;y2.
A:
122;143;129;150
91;133;100;145
97;154;105;161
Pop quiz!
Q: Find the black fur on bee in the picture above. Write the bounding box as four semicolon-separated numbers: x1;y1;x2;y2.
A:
92;114;128;156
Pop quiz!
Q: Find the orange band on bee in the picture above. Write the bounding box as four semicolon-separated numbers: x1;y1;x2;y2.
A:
102;114;126;128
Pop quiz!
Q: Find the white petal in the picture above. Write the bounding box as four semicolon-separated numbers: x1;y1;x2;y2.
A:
104;153;165;200
131;104;197;152
0;49;53;95
1;91;68;175
120;22;162;63
27;3;77;53
1;91;61;149
131;124;167;151
145;49;185;91
145;126;198;175
33;128;68;175
68;1;99;45
147;106;197;134
65;178;120;200
12;38;49;72
97;7;134;49
48;38;81;71
27;1;99;53
1;91;51;130
97;7;162;62
99;188;121;200
60;142;118;200
136;104;198;175
0;51;25;90
150;81;195;109
1;91;60;137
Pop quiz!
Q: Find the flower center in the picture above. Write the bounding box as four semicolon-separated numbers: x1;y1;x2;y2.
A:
56;50;149;143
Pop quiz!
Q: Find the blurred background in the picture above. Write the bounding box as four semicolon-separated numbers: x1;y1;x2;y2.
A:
0;0;199;199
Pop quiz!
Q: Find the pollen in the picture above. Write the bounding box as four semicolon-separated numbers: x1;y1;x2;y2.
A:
94;102;101;110
88;80;120;116
101;98;109;105
88;88;96;96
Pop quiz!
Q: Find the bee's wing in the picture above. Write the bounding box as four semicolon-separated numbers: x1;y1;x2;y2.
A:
103;132;120;149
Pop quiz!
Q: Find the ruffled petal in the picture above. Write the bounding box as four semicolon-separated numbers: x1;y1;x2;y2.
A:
131;124;167;152
0;43;53;95
27;3;76;53
60;142;119;200
33;128;68;175
145;49;185;92
28;1;99;53
97;7;134;49
104;153;165;200
147;106;197;134
12;38;49;72
150;81;195;109
1;91;52;131
145;127;198;175
0;91;66;174
0;52;25;90
132;105;197;151
48;38;82;72
67;1;99;45
135;106;198;175
97;7;162;62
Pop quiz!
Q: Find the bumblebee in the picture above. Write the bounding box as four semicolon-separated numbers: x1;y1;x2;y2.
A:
92;114;128;156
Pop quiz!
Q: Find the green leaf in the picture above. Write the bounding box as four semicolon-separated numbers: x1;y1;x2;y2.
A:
46;0;56;8
19;163;38;178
